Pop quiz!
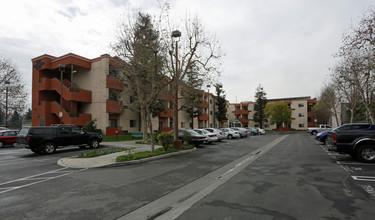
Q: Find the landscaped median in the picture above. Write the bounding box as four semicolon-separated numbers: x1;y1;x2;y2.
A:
57;143;196;168
116;144;195;163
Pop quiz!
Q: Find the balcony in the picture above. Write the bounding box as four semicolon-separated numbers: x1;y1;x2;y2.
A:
106;100;124;114
106;75;124;91
238;118;249;124
42;101;91;126
200;101;209;109
39;77;92;102
235;109;248;115
308;122;317;127
198;114;209;121
159;108;173;118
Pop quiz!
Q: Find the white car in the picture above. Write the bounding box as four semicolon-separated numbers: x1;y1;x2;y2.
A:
204;128;225;142
194;129;218;143
220;128;240;139
231;127;249;138
258;128;266;135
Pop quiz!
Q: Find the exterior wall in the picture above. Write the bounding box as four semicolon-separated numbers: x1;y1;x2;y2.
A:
290;100;308;130
80;57;109;132
228;97;315;130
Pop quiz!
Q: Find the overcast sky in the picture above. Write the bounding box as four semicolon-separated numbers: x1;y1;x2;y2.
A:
0;0;373;104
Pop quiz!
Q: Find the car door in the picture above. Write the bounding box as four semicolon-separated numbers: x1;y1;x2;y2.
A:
57;127;73;146
2;131;16;145
71;127;90;145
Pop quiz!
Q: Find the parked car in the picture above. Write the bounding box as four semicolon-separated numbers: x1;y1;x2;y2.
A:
316;131;329;144
0;127;8;131
245;127;258;135
231;127;249;138
17;125;103;154
0;130;19;147
307;124;332;135
220;128;240;139
204;128;225;142
170;129;207;147
326;123;375;162
258;128;266;135
194;129;218;144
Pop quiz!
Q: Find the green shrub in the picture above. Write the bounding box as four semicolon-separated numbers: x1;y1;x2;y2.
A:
182;132;191;144
157;132;174;151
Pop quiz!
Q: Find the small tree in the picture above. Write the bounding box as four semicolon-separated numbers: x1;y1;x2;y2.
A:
157;132;174;151
253;85;267;128
215;83;228;128
264;102;291;129
8;110;22;129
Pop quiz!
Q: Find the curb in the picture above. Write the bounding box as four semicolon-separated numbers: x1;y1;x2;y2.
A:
101;148;197;168
57;148;197;168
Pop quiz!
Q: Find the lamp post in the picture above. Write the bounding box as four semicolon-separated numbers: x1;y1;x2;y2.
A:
4;81;10;128
207;84;210;128
58;64;66;124
172;30;182;149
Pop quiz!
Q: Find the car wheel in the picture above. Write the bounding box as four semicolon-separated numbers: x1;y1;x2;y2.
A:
356;144;375;163
0;141;3;148
311;131;317;136
89;139;100;149
43;142;56;154
228;134;233;139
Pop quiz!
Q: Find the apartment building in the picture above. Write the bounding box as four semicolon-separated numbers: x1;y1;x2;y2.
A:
228;97;317;130
31;53;225;135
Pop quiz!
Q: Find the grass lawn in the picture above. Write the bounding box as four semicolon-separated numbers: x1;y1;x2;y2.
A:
116;144;194;162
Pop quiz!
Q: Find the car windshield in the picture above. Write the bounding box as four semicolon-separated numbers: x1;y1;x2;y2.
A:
18;128;29;135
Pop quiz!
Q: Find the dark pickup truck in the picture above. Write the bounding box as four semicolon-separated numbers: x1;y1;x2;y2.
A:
17;124;103;154
326;123;375;163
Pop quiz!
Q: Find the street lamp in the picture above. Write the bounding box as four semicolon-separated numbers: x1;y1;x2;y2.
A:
207;84;211;128
172;30;182;149
4;81;10;128
58;64;66;124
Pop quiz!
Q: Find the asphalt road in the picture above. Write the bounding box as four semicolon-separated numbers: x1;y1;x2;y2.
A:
0;134;374;220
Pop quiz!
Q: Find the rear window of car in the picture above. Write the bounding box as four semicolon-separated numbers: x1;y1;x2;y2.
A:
18;128;30;135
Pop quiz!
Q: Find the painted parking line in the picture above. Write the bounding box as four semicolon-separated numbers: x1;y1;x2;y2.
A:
0;167;87;194
352;176;375;182
337;161;375;166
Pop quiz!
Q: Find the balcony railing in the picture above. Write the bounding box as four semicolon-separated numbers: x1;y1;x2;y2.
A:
106;75;124;91
238;118;249;124
159;108;173;118
198;114;209;121
106;100;124;114
235;109;248;115
200;101;209;109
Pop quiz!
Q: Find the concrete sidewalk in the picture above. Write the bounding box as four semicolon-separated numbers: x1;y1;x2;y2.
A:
57;141;195;168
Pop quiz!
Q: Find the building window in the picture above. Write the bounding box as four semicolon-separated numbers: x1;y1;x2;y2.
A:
243;106;248;110
298;113;304;117
130;120;136;128
109;119;118;127
299;124;305;128
299;104;304;107
210;111;213;115
181;122;185;128
265;124;269;128
210;99;212;104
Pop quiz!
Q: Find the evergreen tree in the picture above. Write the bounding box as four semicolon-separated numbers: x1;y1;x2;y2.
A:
253;84;267;128
9;110;22;129
215;83;228;128
25;108;32;120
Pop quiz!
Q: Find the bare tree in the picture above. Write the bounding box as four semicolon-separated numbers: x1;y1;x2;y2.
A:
335;8;375;123
331;62;361;123
0;58;28;126
112;13;169;152
159;15;224;142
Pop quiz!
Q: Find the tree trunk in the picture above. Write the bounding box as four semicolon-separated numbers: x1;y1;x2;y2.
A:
140;106;147;143
147;110;155;153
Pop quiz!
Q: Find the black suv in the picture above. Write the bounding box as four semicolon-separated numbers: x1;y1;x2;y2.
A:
17;125;103;154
